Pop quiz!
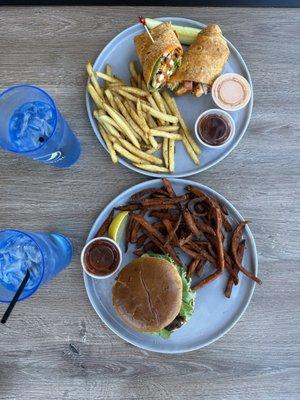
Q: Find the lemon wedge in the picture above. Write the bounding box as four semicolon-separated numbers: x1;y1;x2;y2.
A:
108;211;129;242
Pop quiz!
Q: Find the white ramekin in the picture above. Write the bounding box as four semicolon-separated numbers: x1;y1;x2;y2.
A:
194;108;236;149
81;236;122;279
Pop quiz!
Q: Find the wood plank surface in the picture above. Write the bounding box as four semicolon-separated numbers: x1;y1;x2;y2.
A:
0;6;299;400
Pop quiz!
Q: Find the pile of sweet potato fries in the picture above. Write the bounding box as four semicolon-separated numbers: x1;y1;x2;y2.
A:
96;179;261;297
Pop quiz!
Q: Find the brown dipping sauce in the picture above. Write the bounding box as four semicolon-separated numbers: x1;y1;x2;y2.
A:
198;114;231;146
84;239;120;276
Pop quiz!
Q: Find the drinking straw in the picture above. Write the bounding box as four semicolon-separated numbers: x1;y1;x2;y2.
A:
1;269;30;324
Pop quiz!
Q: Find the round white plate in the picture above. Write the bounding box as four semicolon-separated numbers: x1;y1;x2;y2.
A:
83;179;258;353
86;17;253;178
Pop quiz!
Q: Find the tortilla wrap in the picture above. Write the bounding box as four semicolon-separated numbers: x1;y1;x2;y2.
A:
134;22;183;90
169;24;229;87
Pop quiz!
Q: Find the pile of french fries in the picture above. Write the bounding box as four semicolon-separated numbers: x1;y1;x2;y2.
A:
87;61;200;173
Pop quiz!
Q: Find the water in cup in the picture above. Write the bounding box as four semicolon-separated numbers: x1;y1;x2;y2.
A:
0;230;73;302
0;85;81;168
9;101;56;152
0;232;42;293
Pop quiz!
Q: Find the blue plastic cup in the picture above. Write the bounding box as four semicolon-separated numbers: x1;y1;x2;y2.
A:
0;85;81;167
0;230;73;303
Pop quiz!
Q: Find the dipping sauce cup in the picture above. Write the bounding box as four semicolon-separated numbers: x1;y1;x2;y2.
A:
194;109;235;149
81;237;122;279
212;73;251;112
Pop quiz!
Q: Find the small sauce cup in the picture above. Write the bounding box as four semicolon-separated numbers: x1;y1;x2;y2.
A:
81;237;122;279
212;73;251;111
194;109;235;149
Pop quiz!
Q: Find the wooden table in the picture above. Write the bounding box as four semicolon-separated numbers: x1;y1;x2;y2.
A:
0;6;299;400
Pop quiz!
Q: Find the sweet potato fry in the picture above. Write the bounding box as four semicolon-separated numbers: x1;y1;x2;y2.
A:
94;209;114;238
212;207;225;272
150;211;179;222
116;204;141;212
186;241;215;264
183;208;200;236
162;178;176;197
187;258;201;278
132;214;165;242
178;234;194;246
141;194;188;207
134;249;144;256
187;185;232;232
130;219;141;243
136;233;148;247
192;270;222;291
142;203;179;211
125;213;133;252
165;215;182;245
225;240;245;298
195;220;216;236
231;222;262;284
162;219;179;246
195;259;206;276
129;188;168;202
132;214;180;264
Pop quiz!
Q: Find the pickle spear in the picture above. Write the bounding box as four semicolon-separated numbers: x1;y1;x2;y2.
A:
145;18;201;45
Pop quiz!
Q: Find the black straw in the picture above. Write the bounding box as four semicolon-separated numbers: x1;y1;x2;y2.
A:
1;269;30;324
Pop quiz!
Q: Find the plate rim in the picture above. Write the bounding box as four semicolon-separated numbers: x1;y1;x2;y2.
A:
83;178;258;354
85;17;253;178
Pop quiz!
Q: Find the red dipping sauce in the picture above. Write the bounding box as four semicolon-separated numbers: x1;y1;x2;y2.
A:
198;114;231;146
83;238;120;277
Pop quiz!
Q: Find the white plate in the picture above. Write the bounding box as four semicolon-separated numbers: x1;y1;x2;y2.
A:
83;179;258;353
86;17;253;178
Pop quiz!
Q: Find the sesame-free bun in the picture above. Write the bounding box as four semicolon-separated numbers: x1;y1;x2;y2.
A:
112;256;182;333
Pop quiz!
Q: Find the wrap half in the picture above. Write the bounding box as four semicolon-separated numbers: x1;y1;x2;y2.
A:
134;22;183;92
169;24;230;97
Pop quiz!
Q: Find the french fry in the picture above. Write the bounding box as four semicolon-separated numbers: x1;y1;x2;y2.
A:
112;88;143;103
182;134;200;165
152;91;167;115
87;83;103;109
121;86;148;97
105;89;118;110
129;61;139;82
124;101;149;134
102;103;140;148
113;143;144;164
161;94;172;115
149;129;182;140
162;91;200;155
148;135;159;149
133;164;170;173
154;125;179;132
141;103;178;124
169;139;175;172
146;143;162;154
104;64;112;89
145;92;165;126
96;71;121;84
163;138;169;169
107;83;125;89
118;138;162;165
98;120;122;140
86;62;104;99
98;124;118;164
114;96;148;144
105;64;113;77
94;113;122;133
145;114;157;129
125;104;159;149
136;99;143;119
